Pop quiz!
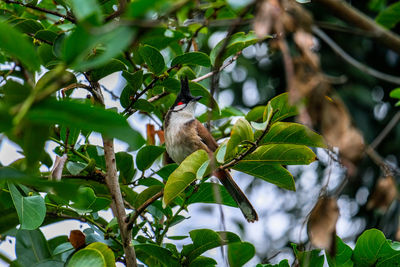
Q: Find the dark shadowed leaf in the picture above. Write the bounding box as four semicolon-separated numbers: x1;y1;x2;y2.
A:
116;152;135;183
376;2;400;29
292;244;324;267
68;0;103;25
326;236;353;267
136;145;165;171
189;256;217;267
171;52;211;67
15;229;51;266
135;243;180;267
187;182;237;207
90;59;126;81
139;45;165;75
225;118;254;161
134;185;163;208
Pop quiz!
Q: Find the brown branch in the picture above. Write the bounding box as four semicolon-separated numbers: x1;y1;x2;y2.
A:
4;0;76;23
313;0;400;55
312;26;400;85
126;190;164;230
103;138;137;267
370;111;400;150
106;0;128;21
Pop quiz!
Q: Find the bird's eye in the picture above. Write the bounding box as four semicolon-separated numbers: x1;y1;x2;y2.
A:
177;101;184;106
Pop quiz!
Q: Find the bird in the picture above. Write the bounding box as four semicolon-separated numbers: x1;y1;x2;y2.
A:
163;77;258;222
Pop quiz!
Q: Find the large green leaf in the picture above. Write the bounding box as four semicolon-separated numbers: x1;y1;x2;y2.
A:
139;45;165;75
225;118;254;161
261;122;326;148
186;182;237;207
210;31;260;65
234;144;317;165
15;229;51;266
353;229;399;267
13;19;44;35
115;152;135;183
376;2;400;29
233;163;295;191
70;187;110;212
182;229;241;264
86;242;116;267
228;242;255;267
171;52;211;67
189;256;218;267
265;93;298;123
134;185;163;208
90;59;126;81
26;99;145;150
256;259;290;267
67;248;106;267
0;21;40;71
292;244;324;267
135;243;180;267
8;182;46;230
326;236;353;267
163;150;209;207
136;145;166;171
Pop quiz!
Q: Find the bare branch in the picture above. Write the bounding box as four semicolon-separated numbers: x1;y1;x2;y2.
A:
370;111;400;150
103;138;137;267
106;0;128;21
313;0;400;55
313;26;400;85
126;190;164;230
4;0;76;23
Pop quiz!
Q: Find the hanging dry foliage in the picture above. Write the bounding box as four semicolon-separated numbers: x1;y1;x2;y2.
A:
146;123;156;145
366;175;397;212
69;229;86;250
307;196;339;256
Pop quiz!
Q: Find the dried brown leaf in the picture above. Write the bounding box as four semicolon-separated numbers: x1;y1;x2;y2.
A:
146;123;155;145
69;229;86;250
366;175;397;212
307;196;339;256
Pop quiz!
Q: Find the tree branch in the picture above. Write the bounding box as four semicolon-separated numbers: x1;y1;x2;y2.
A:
126;190;164;230
103;138;137;267
4;0;76;23
370;111;400;150
106;0;128;21
313;0;400;55
312;26;400;85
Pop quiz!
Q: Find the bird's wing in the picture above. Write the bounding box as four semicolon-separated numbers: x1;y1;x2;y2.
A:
194;119;218;152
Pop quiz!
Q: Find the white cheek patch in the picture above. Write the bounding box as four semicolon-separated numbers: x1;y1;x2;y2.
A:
173;104;187;111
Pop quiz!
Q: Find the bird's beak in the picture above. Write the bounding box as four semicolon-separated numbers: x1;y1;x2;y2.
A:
193;96;202;102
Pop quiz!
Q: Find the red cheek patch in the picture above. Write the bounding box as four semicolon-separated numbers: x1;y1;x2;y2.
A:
177;101;184;105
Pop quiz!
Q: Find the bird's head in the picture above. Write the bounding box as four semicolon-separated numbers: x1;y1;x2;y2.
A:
171;77;202;113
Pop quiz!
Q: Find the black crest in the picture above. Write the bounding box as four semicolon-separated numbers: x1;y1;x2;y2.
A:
173;77;202;106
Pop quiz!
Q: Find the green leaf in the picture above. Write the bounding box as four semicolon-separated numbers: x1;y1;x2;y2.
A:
233;163;295;191
171;52;211;67
376;2;400;29
228;242;255;267
210;31;260;66
196;160;210;179
187;182;237;207
182;229;241;263
15;229;51;266
136;145;165;171
135;243;180;267
390;88;400;99
71;187;110;212
261;122;326;148
122;70;143;91
0;21;40;71
189;81;219;112
133;99;155;113
69;0;103;25
236;144;317;165
215;141;227;164
292;244;324;267
353;229;398;267
225;118;254;161
26;99;145;150
35;30;58;43
126;0;158;18
13;19;43;35
163;150;209;207
86;242;115;267
326;236;353;267
66;161;87;175
157;164;179;181
139;45;165;75
134;185;163;208
8;182;46;230
90;59;126;81
32;260;64;267
256;259;290;267
67;248;106;267
115;152;135;183
266;93;298;123
246;106;265;122
189;256;217;267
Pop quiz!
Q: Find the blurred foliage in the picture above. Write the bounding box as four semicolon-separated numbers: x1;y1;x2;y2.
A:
0;0;399;266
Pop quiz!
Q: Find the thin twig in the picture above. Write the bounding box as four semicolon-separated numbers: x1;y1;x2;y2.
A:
370;111;400;150
106;0;127;21
313;0;400;55
4;0;76;23
126;190;164;230
313;26;400;85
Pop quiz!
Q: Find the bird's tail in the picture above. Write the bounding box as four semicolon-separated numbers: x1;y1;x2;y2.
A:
214;170;258;222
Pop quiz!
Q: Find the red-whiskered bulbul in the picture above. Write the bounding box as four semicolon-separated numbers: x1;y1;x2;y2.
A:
164;77;258;222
